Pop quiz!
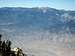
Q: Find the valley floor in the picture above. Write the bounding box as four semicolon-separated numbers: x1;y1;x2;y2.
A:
20;40;75;56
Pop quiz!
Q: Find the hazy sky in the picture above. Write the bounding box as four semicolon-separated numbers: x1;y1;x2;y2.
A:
0;0;74;10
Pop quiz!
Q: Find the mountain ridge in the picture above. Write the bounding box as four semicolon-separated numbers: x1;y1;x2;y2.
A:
0;7;75;42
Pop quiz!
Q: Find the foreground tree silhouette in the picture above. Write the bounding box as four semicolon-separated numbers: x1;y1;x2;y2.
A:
0;35;1;47
6;40;11;56
0;34;27;56
2;41;6;56
0;34;12;56
0;35;2;55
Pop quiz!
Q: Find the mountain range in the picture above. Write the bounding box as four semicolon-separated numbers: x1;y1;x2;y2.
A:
0;7;75;56
0;7;75;33
0;7;75;44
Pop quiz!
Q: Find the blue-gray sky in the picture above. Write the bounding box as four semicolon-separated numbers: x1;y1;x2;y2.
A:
0;0;74;10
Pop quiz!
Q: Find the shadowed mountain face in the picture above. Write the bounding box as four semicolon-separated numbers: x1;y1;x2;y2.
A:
0;7;75;40
0;7;75;56
0;7;75;33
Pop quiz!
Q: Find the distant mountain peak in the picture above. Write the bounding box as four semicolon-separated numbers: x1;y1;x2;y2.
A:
0;7;75;34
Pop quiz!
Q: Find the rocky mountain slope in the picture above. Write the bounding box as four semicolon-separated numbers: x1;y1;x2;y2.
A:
0;7;75;56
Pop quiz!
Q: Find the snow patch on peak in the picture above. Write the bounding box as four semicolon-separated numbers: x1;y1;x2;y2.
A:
37;7;50;13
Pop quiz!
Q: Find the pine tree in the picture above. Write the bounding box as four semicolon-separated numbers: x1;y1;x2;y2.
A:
0;34;26;56
5;40;11;56
0;34;2;55
0;34;2;48
2;41;6;56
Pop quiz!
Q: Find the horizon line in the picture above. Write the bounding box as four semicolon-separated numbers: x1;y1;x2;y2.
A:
0;6;75;11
